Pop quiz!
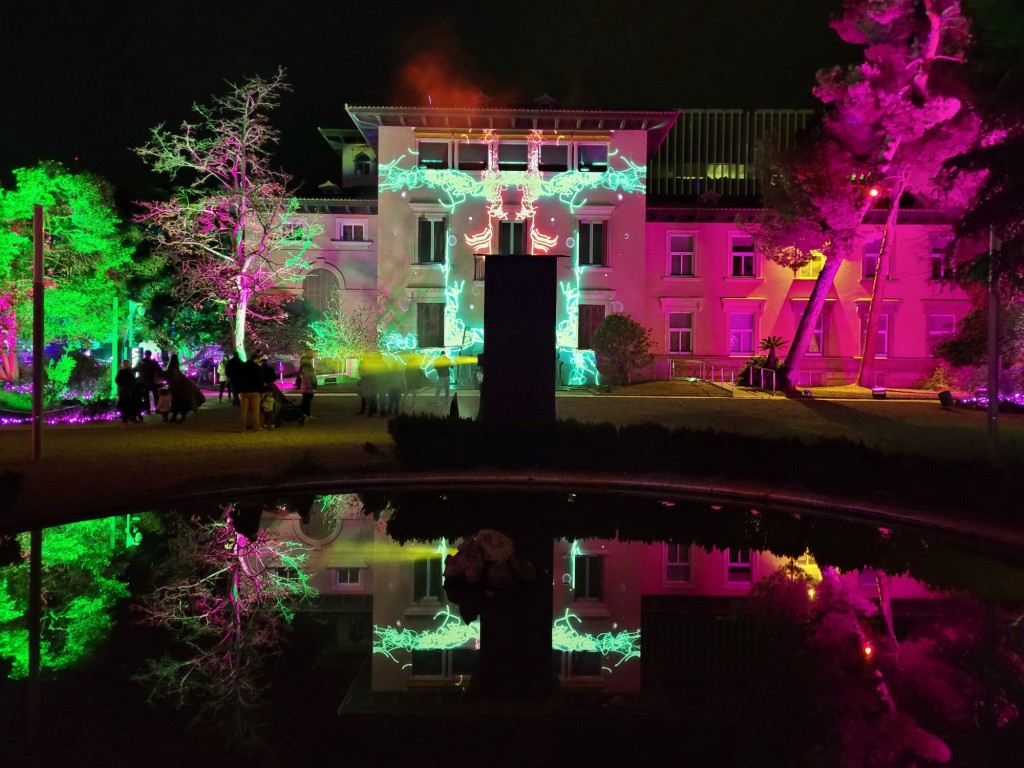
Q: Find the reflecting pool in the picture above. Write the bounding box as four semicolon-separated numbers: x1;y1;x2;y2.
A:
2;489;1023;767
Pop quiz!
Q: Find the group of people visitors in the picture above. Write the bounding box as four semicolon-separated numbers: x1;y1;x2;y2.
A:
355;352;452;417
218;351;318;432
114;349;206;425
115;347;461;429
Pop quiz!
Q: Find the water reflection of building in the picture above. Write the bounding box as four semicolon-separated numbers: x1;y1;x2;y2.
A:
263;496;942;697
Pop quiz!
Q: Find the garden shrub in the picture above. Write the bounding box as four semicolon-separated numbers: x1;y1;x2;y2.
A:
387;415;1019;521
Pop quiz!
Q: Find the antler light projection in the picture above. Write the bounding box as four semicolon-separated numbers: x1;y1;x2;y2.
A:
382;129;645;379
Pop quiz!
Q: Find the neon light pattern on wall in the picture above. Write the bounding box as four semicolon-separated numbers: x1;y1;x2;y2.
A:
378;130;645;379
373;606;480;662
552;608;641;668
371;607;640;667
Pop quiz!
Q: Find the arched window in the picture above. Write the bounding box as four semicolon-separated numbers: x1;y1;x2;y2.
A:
303;268;339;316
354;152;373;176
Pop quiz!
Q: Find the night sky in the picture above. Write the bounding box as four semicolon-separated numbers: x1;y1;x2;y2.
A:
4;0;854;201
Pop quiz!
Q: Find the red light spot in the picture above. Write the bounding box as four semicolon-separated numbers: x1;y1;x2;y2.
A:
868;187;880;197
863;643;874;658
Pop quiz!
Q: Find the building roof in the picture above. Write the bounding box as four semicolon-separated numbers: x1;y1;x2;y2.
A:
344;105;681;159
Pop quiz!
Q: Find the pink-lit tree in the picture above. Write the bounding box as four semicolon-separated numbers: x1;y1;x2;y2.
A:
748;1;982;390
133;509;315;739
746;134;874;389
817;0;981;387
134;69;320;361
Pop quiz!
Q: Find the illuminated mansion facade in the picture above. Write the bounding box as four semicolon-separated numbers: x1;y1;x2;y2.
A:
296;105;969;389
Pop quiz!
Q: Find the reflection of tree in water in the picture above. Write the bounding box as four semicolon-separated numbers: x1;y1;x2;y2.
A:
132;506;316;743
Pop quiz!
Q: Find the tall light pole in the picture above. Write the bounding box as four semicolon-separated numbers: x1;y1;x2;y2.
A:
987;225;1000;460
27;204;45;746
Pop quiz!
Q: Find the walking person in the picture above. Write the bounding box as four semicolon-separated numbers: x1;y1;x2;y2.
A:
163;354;197;423
433;351;452;406
297;355;318;418
225;351;243;407
216;356;230;402
234;353;264;432
115;360;142;424
134;349;162;414
383;357;406;416
359;352;385;417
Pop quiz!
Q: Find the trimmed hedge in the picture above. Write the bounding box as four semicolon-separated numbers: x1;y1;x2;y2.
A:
387;414;1023;522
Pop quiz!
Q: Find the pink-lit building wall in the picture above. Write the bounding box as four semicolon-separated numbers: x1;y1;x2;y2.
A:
288;104;969;388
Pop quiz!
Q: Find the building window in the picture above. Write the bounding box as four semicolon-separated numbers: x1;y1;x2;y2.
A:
457;141;488;172
807;312;825;356
578;220;606;267
796;251;825;279
412;648;478;679
930;237;953;279
303;268;338;317
498;220;526;254
668;312;693;354
860;313;889;357
340;222;365;242
418;217;447;264
569;651;602;678
413;556;444;602
927;314;955;354
418;141;450;170
333;567;362;588
574;554;604;601
730;235;756;277
417;302;444;348
497;142;528;172
577;304;606;349
863;239;881;279
668;233;695;277
665;543;691;583
354;152;373;176
539;144;569;172
577;143;608;173
728;312;754;355
726;548;752;583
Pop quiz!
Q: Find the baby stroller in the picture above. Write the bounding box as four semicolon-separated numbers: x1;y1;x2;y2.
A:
273;396;307;427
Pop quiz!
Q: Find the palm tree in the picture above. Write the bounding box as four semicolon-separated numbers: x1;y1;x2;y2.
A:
759;336;788;370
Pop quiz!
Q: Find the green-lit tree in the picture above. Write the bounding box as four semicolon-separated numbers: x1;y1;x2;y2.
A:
0;516;136;678
590;313;654;386
306;290;389;363
134;69;320;361
133;508;316;740
0;163;135;381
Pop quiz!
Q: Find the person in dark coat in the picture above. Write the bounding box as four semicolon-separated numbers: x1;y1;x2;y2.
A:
133;349;162;413
296;355;318;418
225;352;243;407
114;360;143;424
358;352;386;417
233;354;265;432
163;354;196;423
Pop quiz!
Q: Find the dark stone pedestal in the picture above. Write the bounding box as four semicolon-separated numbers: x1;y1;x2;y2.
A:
480;255;557;422
474;528;554;699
